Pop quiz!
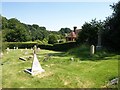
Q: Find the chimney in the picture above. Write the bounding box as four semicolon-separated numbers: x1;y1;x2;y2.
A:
73;26;77;32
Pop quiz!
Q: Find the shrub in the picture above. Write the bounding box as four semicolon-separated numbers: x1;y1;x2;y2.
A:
4;42;38;49
48;34;58;44
53;42;78;51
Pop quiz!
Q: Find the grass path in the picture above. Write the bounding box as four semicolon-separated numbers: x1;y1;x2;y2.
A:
1;48;118;88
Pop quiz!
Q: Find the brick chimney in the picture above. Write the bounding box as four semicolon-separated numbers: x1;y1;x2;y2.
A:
73;26;77;32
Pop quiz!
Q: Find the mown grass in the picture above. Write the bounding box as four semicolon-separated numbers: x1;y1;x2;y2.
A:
1;45;119;88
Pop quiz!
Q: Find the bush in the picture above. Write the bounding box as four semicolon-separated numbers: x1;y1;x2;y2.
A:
4;42;78;51
4;42;38;49
53;42;78;51
48;34;58;44
38;42;78;51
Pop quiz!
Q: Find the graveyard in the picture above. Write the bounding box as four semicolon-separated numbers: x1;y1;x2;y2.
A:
1;1;120;89
1;45;118;88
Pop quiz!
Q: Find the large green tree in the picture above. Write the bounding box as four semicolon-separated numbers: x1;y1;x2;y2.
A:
102;1;120;51
59;28;71;36
77;19;104;45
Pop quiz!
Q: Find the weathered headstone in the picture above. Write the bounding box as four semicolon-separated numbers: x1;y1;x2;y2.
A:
14;47;15;50
6;47;10;51
24;45;45;76
37;47;41;51
70;57;74;61
31;48;33;50
6;47;10;54
16;47;18;49
24;48;28;55
0;52;3;58
90;45;95;55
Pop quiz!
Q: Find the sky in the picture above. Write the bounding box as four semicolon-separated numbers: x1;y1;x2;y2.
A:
1;1;118;31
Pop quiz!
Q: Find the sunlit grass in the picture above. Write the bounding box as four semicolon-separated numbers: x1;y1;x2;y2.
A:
1;46;119;88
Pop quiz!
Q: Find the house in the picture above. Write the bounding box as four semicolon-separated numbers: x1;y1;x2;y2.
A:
66;26;81;41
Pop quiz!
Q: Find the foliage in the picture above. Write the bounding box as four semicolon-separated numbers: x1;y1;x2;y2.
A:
59;27;72;36
2;16;61;42
53;42;78;51
102;1;120;51
77;19;104;45
4;42;37;49
48;34;58;44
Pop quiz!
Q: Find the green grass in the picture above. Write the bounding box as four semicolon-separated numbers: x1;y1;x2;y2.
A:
1;45;119;88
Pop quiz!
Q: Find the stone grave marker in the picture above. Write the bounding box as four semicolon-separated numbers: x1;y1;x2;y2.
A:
90;45;95;55
31;48;33;50
14;47;15;50
38;47;41;51
24;45;45;76
16;47;18;49
0;52;3;58
6;47;10;54
24;48;28;55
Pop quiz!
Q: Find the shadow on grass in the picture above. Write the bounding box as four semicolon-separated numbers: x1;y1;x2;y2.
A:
66;45;117;61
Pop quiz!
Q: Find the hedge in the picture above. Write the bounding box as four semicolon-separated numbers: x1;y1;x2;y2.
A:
3;42;38;49
38;42;78;51
3;42;78;51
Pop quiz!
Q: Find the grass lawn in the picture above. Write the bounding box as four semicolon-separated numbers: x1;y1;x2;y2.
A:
1;46;119;88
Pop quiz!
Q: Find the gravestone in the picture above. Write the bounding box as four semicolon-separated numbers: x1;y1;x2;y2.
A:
14;47;15;50
16;47;18;49
0;52;3;58
90;45;95;55
24;45;45;76
6;47;10;54
6;47;10;51
24;48;28;55
37;47;41;51
31;48;33;50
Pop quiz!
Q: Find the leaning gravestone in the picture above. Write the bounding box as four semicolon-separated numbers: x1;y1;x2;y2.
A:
24;45;45;76
90;45;95;55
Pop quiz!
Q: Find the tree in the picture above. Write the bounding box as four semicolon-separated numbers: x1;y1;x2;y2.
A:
102;1;120;51
59;28;71;36
2;17;8;29
77;19;104;45
48;34;58;44
2;18;31;42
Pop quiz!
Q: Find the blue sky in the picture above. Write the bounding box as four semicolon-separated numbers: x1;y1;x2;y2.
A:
2;1;117;31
